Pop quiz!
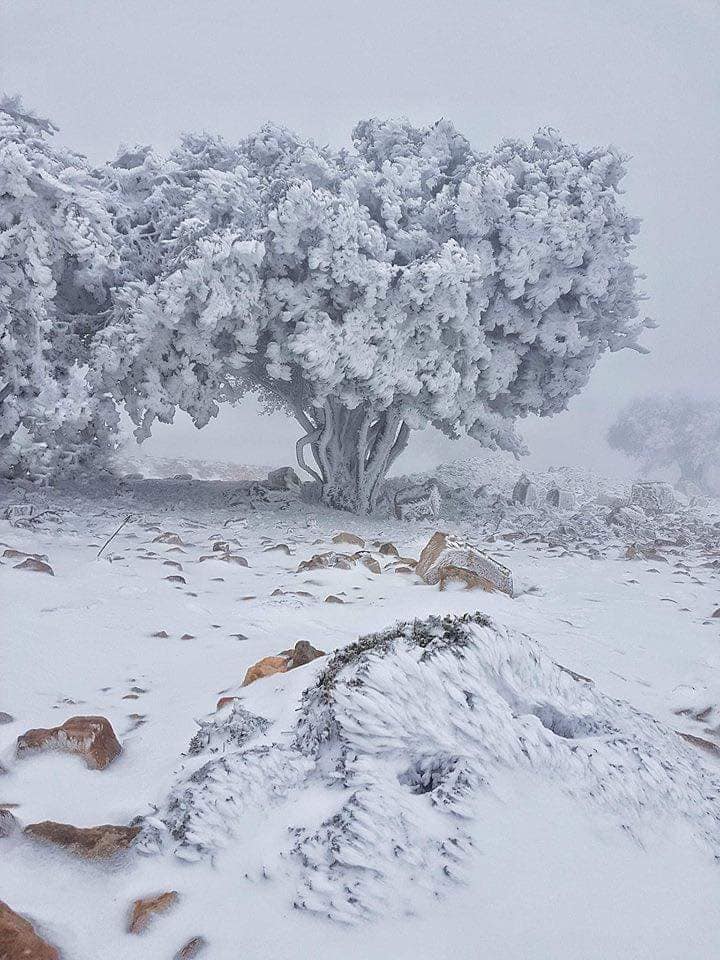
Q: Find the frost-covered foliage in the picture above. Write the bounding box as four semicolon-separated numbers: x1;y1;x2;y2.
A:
99;120;650;512
0;96;119;478
141;613;720;923
608;394;720;494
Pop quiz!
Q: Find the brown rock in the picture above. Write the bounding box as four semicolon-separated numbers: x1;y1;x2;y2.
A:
0;901;60;960
287;640;325;668
242;656;289;686
175;936;208;959
352;552;381;574
152;532;184;545
16;716;122;770
416;532;513;596
264;543;292;555
378;542;399;557
678;731;720;757
3;548;48;561
438;565;496;592
325;595;345;604
14;558;54;575
216;696;240;711
297;552;352;572
332;532;365;547
24;821;140;859
127;891;179;935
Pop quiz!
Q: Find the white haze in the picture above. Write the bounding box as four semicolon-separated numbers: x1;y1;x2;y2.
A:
2;0;718;477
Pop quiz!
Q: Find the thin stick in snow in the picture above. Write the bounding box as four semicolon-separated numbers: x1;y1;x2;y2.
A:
97;515;133;559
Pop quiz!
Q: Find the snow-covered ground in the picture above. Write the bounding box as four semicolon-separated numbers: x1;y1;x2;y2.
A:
1;462;719;959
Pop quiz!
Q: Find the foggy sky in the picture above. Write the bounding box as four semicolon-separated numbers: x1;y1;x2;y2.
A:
2;0;718;477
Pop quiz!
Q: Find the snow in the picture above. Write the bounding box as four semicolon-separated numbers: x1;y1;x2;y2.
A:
1;465;720;958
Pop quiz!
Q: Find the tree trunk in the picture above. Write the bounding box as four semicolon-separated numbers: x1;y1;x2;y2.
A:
293;400;410;514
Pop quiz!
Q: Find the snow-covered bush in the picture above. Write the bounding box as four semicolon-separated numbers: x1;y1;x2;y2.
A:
99;119;650;512
141;612;720;923
0;96;120;479
608;394;720;495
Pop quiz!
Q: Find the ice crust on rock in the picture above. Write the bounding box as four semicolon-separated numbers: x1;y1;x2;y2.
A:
140;613;720;922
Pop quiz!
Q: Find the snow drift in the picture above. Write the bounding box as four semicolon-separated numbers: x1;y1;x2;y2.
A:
141;612;720;923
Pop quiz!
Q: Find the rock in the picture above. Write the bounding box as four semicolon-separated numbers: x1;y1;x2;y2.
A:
242;656;289;686
546;485;575;510
511;474;538;507
152;532;184;545
0;711;13;724
175;936;208;959
24;821;140;859
711;608;720;619
377;542;399;557
216;696;240;711
332;532;365;547
325;594;345;604
0;901;60;959
416;532;514;596
393;481;441;521
172;473;193;481
266;466;301;490
629;481;676;514
3;548;49;561
165;575;187;584
264;543;292;555
16;715;122;770
212;540;230;552
14;558;54;575
0;809;19;838
287;640;325;667
352;551;382;574
198;553;248;566
297;552;354;572
678;731;720;757
127;891;179;935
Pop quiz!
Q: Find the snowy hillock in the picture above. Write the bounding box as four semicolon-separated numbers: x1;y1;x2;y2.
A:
431;451;630;504
141;612;720;924
112;455;270;481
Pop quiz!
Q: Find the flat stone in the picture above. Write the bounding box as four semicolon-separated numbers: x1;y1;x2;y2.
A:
24;821;141;859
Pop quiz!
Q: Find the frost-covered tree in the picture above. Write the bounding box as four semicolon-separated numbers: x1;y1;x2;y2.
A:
101;119;650;512
0;96;119;478
608;394;720;494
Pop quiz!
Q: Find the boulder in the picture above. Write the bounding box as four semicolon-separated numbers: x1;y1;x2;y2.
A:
266;466;301;490
0;901;60;960
629;482;676;514
332;532;365;547
377;542;399;557
393;481;441;521
416;532;514;596
24;821;140;859
511;474;538;507
127;891;179;935
546;485;575;510
16;716;122;770
286;640;326;668
242;656;289;686
0;711;13;724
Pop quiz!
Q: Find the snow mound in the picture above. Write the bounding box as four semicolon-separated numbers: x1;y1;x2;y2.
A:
142;614;720;923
